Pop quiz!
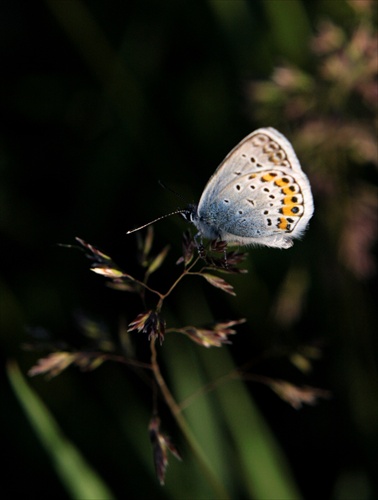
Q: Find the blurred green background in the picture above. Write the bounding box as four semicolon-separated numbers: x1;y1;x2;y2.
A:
1;0;377;498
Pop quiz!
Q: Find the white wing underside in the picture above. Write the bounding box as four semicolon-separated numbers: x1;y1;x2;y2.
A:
193;128;314;248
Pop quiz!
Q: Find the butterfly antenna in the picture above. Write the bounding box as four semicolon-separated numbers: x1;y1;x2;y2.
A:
158;179;188;203
126;209;188;235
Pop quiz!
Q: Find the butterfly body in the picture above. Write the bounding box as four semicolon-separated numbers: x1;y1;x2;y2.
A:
188;128;314;249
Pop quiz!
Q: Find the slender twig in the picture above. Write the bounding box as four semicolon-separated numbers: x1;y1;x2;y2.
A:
156;255;201;309
76;352;152;370
178;369;240;410
121;274;164;299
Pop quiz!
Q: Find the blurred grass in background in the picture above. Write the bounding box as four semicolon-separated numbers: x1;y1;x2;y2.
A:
1;0;377;498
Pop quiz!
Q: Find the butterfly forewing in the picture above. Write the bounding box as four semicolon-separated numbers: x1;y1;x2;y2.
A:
199;128;301;206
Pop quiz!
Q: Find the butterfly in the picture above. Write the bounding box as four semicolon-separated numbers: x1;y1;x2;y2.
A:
128;128;314;249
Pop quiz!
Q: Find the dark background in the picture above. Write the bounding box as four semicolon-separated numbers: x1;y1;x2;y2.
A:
1;1;377;499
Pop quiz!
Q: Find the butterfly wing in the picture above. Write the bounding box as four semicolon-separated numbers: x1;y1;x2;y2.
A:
196;128;314;247
199;128;302;203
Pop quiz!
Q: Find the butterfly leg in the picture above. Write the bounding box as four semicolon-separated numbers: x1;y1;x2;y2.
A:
194;232;207;259
222;245;229;269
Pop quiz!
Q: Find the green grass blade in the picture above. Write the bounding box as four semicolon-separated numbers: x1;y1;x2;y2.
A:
7;362;115;500
202;347;302;500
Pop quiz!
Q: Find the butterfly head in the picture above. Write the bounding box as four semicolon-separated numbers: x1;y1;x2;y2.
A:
180;204;198;223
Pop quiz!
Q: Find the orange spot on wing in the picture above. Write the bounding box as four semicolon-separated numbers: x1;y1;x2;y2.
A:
283;196;293;205
278;217;288;230
282;186;297;195
281;206;297;216
261;174;274;182
274;177;290;187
